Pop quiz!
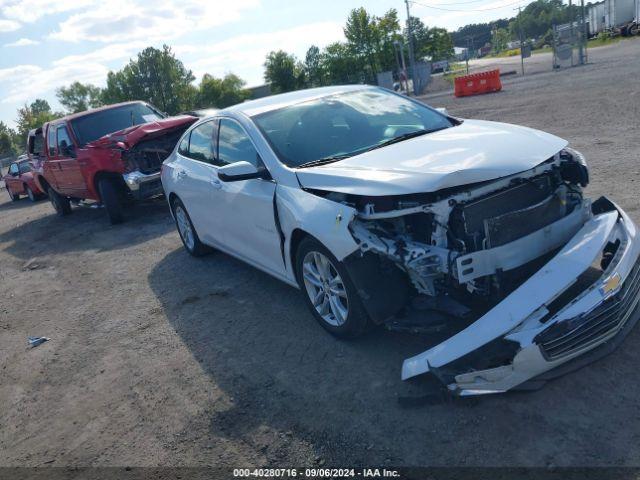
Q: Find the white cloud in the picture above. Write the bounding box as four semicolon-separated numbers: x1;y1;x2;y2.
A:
0;64;41;82
177;21;345;86
0;62;107;104
0;17;20;31
49;0;259;43
4;37;39;47
52;42;144;67
0;0;91;23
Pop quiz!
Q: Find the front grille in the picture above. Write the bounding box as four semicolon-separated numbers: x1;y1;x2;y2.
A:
537;256;640;360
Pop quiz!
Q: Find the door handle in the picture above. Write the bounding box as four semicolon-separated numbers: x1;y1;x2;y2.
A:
176;170;187;179
210;178;222;189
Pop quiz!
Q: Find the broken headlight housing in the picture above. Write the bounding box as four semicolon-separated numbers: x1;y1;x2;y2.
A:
560;147;589;187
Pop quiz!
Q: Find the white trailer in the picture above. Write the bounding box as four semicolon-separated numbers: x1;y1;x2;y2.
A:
588;1;606;35
604;0;636;28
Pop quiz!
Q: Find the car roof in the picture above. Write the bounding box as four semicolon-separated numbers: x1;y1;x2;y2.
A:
46;101;148;124
224;85;374;117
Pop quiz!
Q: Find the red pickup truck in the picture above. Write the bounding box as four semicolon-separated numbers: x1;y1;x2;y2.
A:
31;101;197;224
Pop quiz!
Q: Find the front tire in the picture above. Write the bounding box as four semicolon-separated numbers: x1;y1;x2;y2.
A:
98;178;124;225
7;188;19;202
25;185;36;202
295;237;370;338
171;198;211;257
48;186;71;216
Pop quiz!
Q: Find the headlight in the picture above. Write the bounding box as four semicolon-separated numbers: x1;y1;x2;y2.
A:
560;147;589;187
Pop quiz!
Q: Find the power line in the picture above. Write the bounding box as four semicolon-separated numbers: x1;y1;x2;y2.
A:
409;0;524;12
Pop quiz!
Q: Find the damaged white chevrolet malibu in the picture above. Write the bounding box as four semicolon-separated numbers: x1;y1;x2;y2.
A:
162;85;640;395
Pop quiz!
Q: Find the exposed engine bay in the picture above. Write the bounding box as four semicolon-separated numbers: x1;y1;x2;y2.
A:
316;149;590;316
121;128;187;174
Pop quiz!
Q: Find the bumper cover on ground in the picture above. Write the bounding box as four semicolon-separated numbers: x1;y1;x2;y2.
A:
402;199;640;395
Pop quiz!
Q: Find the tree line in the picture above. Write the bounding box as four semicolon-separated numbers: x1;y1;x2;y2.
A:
451;0;584;53
263;8;454;93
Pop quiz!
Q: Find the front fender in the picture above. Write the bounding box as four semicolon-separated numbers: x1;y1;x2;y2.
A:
275;185;359;276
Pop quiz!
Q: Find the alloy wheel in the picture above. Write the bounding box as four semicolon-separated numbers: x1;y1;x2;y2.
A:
302;251;349;327
175;206;195;251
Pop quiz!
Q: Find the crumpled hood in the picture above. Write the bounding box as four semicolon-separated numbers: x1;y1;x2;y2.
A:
86;115;197;149
295;120;568;196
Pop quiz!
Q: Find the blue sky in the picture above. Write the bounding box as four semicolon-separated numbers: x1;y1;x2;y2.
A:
0;0;532;128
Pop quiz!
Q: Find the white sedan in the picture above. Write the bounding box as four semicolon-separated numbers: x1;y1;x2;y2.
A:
162;85;640;395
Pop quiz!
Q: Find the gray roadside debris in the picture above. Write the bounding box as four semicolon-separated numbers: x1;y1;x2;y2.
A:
28;336;50;348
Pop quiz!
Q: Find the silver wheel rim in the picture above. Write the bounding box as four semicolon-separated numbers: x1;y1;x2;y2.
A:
175;206;195;251
302;251;349;327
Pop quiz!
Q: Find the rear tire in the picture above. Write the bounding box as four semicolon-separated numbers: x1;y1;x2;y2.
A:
295;236;370;338
98;178;124;225
48;186;71;216
25;185;36;202
171;198;212;257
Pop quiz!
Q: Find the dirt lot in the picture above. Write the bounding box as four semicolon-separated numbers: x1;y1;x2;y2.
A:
1;38;640;470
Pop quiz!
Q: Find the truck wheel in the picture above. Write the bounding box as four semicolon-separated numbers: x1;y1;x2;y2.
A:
48;186;71;216
25;185;37;202
7;188;19;202
98;178;124;225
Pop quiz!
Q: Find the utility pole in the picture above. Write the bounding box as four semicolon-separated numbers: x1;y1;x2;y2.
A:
569;0;575;66
404;0;417;95
517;6;524;75
581;0;588;64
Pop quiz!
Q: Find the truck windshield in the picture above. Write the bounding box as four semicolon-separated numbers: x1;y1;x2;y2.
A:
70;103;165;146
252;88;455;168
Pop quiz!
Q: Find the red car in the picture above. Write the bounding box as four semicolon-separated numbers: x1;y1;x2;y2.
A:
2;156;45;202
31;101;197;224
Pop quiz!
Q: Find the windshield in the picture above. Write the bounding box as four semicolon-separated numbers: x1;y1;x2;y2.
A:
71;103;164;145
253;88;455;168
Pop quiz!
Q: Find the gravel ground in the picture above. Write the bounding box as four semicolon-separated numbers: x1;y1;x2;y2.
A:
1;38;639;471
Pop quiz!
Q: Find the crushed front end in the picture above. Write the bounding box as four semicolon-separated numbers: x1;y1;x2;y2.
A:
338;149;640;394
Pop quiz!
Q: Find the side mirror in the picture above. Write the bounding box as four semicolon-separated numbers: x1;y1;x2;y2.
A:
435;107;449;116
218;161;270;182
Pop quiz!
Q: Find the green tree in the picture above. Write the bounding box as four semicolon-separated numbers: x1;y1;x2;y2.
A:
304;45;324;87
264;50;302;93
319;42;362;84
492;27;512;53
344;7;380;81
14;99;60;146
0;122;17;157
102;45;196;114
56;82;103;113
375;9;402;72
406;17;455;61
197;73;251;108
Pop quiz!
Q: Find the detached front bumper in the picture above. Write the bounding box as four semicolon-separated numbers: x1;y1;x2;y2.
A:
402;198;640;395
123;170;163;200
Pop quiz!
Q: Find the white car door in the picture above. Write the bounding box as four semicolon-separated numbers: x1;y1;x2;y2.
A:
173;119;227;247
213;118;285;276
